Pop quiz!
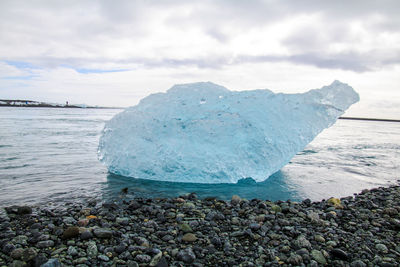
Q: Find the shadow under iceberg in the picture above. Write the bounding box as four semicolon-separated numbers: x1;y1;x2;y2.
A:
102;171;302;202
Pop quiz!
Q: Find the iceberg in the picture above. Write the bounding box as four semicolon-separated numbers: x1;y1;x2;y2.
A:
98;80;359;183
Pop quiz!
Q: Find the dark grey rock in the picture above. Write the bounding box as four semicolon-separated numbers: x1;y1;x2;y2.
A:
177;248;196;263
30;223;41;229
13;235;28;245
231;195;241;205
249;223;261;231
211;236;222;247
126;260;140;267
135;254;151;263
62;226;80;239
2;242;16;254
80;230;93;240
63;217;77;225
10;248;24;259
34;253;48;267
376;243;388;254
21;247;37;262
97;254;110;261
114;244;126;254
149;251;162;266
331;248;349;260
162;234;173;241
40;258;61;267
287;253;303;265
86;241;98;258
311;250;326;265
93;228;112;239
351;260;367;267
17;206;32;215
67;246;78;256
116;217;129;226
9;260;26;267
293;235;311;249
37;240;54;248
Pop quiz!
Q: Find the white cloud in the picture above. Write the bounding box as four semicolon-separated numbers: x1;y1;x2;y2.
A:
0;0;399;118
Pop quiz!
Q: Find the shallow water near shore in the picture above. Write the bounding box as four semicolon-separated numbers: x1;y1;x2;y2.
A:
0;107;399;206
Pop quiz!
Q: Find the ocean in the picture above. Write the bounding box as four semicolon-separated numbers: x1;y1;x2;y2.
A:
0;107;399;207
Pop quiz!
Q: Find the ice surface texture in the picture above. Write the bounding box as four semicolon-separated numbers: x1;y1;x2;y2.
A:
99;81;359;183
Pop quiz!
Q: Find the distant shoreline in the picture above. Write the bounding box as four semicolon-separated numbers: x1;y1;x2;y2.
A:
339;117;400;123
1;101;398;121
0;105;120;109
0;99;120;109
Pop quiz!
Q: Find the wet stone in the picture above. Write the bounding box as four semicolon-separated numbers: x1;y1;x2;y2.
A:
80;230;93;240
62;226;80;239
311;250;327;265
13;235;28;245
40;258;61;267
351;260;367;267
34;253;48;266
114;244;126;254
211;236;222;247
153;256;168;267
180;223;192;233
116;217;130;225
86;241;98;258
376;243;388;254
17;206;32;215
177;248;196;264
37;240;54;248
331;248;349;260
21;247;37;262
293;235;312;249
182;233;197;242
68;246;78;256
314;234;325;243
149;251;162;266
135;254;151;263
93;228;113;239
10;248;24;259
249;222;261;231
287;254;303;265
63;217;77;225
9;260;26;267
3;243;16;254
231;195;241;205
98;254;110;261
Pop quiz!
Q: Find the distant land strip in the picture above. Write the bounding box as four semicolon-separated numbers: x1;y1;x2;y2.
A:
339;117;400;123
1;100;399;121
0;99;119;109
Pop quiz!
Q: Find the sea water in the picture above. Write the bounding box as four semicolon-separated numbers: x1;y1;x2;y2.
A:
0;107;399;206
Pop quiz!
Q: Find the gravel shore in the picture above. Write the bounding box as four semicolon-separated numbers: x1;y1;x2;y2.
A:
1;185;400;267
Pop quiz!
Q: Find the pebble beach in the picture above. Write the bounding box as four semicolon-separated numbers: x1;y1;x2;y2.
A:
1;185;400;267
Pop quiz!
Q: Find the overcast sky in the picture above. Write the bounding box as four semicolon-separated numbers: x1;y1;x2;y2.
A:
0;0;399;118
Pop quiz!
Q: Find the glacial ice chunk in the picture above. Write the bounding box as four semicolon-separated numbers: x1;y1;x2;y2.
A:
98;81;359;183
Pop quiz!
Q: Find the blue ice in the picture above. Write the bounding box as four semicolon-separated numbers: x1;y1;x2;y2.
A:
98;81;359;183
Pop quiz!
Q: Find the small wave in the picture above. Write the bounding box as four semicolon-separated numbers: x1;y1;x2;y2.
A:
1;164;31;169
342;167;368;176
297;149;317;155
4;157;18;161
0;145;12;148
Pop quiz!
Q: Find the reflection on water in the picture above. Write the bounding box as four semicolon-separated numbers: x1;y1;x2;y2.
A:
103;170;303;201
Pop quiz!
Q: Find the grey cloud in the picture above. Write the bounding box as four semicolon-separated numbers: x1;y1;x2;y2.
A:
12;47;399;73
1;0;400;72
235;50;400;72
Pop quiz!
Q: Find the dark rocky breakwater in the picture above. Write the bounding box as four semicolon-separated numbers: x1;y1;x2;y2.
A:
1;186;400;267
